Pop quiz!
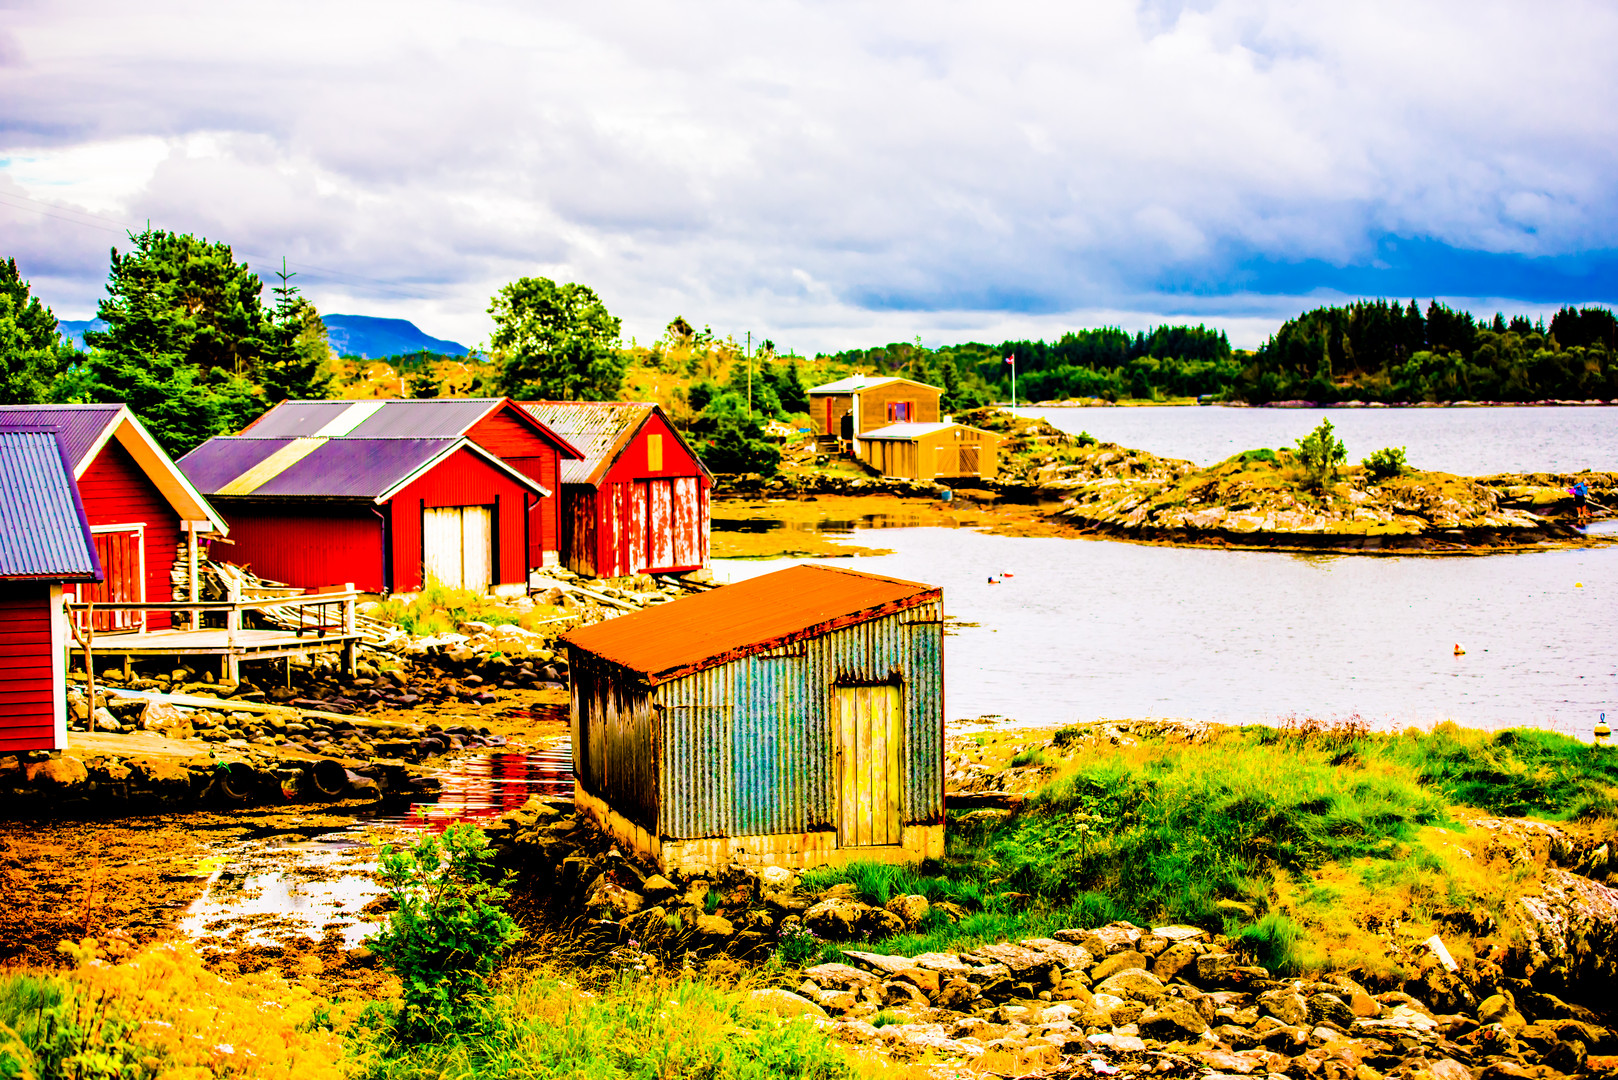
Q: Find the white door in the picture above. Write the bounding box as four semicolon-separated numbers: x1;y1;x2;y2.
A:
422;506;492;591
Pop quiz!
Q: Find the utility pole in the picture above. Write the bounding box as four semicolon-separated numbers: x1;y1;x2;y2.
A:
746;330;752;417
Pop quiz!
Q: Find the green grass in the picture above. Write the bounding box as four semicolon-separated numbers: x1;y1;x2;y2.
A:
1371;722;1618;820
799;721;1618;974
349;972;867;1080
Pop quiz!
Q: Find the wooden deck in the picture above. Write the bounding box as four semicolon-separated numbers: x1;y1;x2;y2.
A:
66;588;362;682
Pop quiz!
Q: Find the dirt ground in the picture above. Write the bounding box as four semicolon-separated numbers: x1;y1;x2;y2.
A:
710;493;1085;559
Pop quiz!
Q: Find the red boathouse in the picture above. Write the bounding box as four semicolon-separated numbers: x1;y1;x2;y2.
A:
0;429;103;753
179;435;551;594
518;402;712;578
0;405;229;633
239;399;581;571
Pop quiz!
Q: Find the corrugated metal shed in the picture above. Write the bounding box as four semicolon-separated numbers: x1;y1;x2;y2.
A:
0;404;122;471
179;436;549;501
567;564;945;872
0;430;103;581
519;401;657;486
564;563;937;683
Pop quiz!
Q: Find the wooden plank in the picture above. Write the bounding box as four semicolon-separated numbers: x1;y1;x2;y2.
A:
856;686;873;848
837;688;856;847
868;685;886;847
884;685;902;844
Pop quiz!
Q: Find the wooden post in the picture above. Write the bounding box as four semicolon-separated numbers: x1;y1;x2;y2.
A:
224;578;240;684
187;522;199;629
341;583;357;676
68;601;97;721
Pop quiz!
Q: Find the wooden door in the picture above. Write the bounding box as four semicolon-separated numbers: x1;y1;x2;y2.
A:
958;445;980;475
423;506;492;591
78;527;143;632
834;685;903;848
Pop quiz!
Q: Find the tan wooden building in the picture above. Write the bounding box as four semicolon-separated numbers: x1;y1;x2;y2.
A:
807;375;942;449
857;422;1001;481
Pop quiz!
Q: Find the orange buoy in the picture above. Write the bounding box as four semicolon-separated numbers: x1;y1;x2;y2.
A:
1454;643;1466;656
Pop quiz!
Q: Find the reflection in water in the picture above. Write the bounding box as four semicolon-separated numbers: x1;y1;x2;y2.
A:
182;744;577;950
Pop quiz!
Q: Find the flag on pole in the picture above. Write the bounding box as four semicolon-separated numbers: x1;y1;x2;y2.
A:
1004;356;1014;364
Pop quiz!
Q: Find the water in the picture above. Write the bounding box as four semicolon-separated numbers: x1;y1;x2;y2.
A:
181;745;574;949
715;529;1617;736
1018;404;1618;474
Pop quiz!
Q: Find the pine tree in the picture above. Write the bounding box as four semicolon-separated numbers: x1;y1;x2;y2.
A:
257;259;332;403
0;257;75;404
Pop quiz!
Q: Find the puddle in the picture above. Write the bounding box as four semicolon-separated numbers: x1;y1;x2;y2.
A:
180;744;575;952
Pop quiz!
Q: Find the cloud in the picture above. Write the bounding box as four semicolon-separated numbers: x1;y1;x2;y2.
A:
1;0;1615;351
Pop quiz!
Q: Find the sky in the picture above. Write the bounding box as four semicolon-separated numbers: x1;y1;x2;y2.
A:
3;0;1617;353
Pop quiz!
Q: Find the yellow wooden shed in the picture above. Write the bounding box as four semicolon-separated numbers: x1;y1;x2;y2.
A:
857;422;1001;481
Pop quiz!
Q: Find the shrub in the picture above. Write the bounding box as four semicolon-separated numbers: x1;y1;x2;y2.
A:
1362;446;1408;479
777;922;821;965
1075;430;1098;448
1293;418;1346;489
371;824;524;1038
1236;448;1278;465
1009;747;1046;768
1051;724;1084;749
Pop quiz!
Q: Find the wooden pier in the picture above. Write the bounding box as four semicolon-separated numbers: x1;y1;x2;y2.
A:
64;587;363;682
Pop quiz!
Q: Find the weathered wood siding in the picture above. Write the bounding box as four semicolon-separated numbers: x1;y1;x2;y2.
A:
212;505;386;592
858;382;941;432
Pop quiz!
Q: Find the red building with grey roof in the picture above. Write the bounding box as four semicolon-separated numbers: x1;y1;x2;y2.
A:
179;434;549;594
238;398;580;571
518;402;711;578
0;429;102;753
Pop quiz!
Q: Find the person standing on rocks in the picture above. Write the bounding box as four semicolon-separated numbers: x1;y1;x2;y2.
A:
1570;480;1590;525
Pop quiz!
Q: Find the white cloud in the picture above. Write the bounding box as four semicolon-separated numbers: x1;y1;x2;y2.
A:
0;0;1614;351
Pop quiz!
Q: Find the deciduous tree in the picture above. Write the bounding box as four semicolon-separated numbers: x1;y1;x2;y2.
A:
489;277;624;400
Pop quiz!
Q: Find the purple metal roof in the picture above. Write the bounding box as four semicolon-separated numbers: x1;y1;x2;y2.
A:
242;399;583;459
346;400;501;438
254;438;462;498
0;430;103;581
180;436;468;499
0;404;121;472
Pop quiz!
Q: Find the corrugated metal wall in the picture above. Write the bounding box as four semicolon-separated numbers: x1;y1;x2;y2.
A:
215;505;386;592
571;651;659;830
574;604;944;843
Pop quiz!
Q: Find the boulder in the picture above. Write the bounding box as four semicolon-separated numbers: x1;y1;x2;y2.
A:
861;906;906;937
692;913;734;948
936;977;981;1010
586;880;645;920
1512;868;1618;992
1092;950;1149;980
804;897;867;939
1307;992;1356;1030
802;962;879;991
1257;989;1309;1027
1019;937;1094;972
843;950;919;978
885;893;930;929
893;967;940;997
1152;942;1201;982
1093;968;1166;1003
758;865;796;890
748;988;827;1020
969;942;1060;982
1139;998;1212;1040
882;980;929;1008
24;756;88;788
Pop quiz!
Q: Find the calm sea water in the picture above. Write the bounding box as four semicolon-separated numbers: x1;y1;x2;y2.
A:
716;529;1616;736
1017;404;1618;474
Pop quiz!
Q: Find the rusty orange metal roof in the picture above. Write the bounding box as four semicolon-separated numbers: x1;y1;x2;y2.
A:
563;563;940;683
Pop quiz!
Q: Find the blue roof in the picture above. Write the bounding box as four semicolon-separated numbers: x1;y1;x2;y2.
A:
0;430;103;582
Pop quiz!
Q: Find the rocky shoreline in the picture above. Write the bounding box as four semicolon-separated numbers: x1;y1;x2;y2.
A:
483;787;1617;1079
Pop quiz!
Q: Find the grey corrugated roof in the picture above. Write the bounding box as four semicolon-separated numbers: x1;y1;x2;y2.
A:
0;430;102;581
518;401;657;486
0;404;122;471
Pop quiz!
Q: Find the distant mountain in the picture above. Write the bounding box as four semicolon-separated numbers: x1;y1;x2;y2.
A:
57;318;104;350
53;313;468;360
322;314;467;359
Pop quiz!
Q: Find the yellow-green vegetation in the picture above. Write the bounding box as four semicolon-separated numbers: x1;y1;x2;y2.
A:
370;584;568;637
804;721;1618;978
0;938;345;1080
349;970;871;1080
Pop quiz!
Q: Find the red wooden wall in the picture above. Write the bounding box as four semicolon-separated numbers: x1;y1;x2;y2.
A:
465;407;562;568
76;439;181;629
388;446;534;592
574;412;709;578
212;507;386;593
0;583;58;752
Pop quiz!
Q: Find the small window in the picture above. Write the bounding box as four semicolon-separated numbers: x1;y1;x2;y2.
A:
887;400;913;422
647;433;663;471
